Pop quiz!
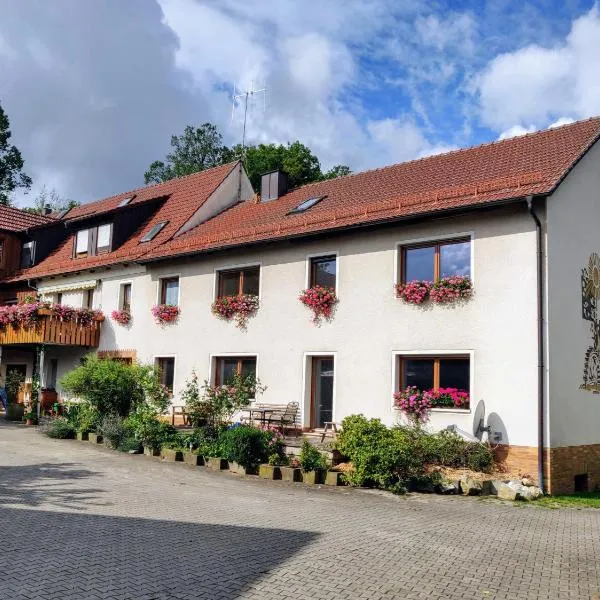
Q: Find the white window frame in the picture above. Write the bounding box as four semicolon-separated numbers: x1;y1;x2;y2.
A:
75;229;89;255
301;351;337;428
305;250;339;294
391;349;474;414
393;231;474;286
208;352;259;387
118;281;133;311
153;354;177;395
212;261;262;300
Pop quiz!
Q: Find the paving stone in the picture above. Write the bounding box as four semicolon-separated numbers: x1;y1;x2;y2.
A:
1;420;600;599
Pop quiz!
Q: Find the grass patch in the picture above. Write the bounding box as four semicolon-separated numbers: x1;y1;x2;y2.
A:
536;492;600;509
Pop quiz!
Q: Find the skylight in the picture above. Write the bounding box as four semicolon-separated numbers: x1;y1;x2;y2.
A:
118;194;136;207
288;196;326;214
140;221;168;243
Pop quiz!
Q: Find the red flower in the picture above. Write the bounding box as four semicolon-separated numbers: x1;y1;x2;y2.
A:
299;286;338;324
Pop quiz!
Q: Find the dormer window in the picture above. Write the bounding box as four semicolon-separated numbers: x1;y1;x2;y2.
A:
74;223;113;258
21;241;36;268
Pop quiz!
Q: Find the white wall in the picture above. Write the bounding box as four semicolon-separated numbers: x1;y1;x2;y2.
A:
33;205;541;446
546;140;600;447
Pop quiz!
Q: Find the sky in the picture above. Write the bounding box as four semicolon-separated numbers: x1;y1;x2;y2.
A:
1;0;600;206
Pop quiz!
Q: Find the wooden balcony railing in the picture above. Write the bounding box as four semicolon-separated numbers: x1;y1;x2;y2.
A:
0;311;104;347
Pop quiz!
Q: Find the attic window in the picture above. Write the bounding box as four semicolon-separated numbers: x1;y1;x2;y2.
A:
141;221;168;243
288;196;325;214
118;195;136;207
21;241;36;268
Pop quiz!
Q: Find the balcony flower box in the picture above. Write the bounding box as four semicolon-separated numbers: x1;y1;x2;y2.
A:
299;286;338;324
111;309;131;326
151;304;180;324
211;294;259;329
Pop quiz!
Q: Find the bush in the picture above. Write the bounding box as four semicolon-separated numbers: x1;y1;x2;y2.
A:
125;407;177;452
43;417;75;439
117;436;142;453
60;356;167;418
100;414;125;449
219;424;272;469
299;440;327;472
65;401;100;434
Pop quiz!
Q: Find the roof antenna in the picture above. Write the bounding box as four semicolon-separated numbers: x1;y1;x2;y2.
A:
231;80;267;161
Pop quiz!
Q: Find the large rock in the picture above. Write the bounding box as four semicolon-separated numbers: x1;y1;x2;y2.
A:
495;482;519;501
507;480;543;501
436;482;458;495
460;477;483;496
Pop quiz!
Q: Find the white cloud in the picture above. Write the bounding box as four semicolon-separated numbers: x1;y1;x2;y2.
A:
497;124;536;140
477;5;600;130
548;117;575;129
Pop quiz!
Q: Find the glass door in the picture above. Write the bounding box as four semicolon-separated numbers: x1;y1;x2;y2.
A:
311;357;334;428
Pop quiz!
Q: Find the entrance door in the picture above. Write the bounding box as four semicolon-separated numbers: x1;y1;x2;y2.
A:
311;357;334;428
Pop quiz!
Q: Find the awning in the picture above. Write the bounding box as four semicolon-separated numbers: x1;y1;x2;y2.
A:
37;279;98;294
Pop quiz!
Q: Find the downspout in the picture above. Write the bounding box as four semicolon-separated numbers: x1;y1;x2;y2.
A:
526;195;545;492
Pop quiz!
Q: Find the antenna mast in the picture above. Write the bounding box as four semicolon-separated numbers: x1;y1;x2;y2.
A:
232;81;267;159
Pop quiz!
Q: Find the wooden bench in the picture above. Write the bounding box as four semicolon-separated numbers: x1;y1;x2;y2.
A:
243;402;300;436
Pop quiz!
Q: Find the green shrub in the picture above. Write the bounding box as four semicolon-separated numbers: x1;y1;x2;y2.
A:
162;431;186;450
117;436;142;453
220;425;271;469
60;356;167;418
65;401;100;434
43;417;75;439
100;414;125;449
299;440;327;472
125;407;177;451
464;441;494;473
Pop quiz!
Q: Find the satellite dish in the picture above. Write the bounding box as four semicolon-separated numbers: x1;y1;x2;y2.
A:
472;399;489;441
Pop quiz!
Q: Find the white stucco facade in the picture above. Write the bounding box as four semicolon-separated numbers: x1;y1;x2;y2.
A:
31;205;542;447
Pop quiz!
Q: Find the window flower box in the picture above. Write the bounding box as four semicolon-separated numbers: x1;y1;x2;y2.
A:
211;294;259;329
394;385;470;422
111;309;131;326
151;304;180;324
396;276;473;305
299;286;338;324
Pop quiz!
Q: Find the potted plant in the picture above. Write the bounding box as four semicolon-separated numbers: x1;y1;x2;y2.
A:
299;439;327;484
280;457;303;482
299;286;338;324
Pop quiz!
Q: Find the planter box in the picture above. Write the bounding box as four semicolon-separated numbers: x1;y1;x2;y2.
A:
161;448;183;462
143;446;160;457
325;471;344;486
206;457;228;470
259;464;281;480
76;431;89;441
280;466;302;483
5;404;24;421
182;452;204;467
303;469;326;485
88;432;103;444
229;461;257;476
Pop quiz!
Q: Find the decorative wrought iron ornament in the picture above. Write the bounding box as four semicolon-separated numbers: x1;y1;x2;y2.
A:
581;253;600;392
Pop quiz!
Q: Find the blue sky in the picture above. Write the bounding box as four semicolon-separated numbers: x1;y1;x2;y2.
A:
1;0;599;204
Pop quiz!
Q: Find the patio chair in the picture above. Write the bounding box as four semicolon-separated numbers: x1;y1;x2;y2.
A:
268;402;300;437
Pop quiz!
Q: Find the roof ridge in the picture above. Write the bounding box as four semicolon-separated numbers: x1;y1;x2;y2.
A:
289;116;600;193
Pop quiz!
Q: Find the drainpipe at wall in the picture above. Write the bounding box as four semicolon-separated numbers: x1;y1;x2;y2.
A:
526;195;545;492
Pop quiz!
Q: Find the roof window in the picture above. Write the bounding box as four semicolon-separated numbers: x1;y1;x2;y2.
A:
140;221;168;243
288;196;326;215
118;194;136;207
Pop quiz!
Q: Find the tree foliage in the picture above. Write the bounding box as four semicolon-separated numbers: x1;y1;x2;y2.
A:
145;122;351;190
0;102;32;206
23;185;80;215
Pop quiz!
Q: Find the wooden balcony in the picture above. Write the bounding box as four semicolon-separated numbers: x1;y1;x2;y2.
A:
0;311;104;347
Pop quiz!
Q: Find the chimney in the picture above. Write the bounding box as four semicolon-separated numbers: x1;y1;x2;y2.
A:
43;204;52;215
260;170;289;202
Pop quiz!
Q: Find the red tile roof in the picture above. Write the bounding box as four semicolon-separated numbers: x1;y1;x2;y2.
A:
0;205;55;232
5;117;600;281
5;162;237;281
141;117;600;262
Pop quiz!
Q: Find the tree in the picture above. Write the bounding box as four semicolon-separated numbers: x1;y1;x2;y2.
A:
0;102;32;205
144;123;232;184
323;164;352;180
23;185;80;215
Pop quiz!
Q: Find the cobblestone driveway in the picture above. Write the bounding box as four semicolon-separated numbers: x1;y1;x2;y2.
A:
1;421;599;600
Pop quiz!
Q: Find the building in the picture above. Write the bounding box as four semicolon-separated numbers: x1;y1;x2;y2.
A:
2;118;600;494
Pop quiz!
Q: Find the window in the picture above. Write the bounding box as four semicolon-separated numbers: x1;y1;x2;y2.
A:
214;356;256;386
120;283;132;311
400;238;470;283
118;195;135;207
398;355;470;409
217;266;260;297
20;241;36;268
48;359;58;389
56;292;63;305
84;289;94;309
160;277;179;306
74;224;113;257
156;357;175;394
310;255;337;290
288;196;325;214
141;221;168;243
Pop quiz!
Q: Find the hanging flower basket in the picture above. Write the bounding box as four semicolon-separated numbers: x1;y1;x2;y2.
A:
152;304;180;324
111;309;131;326
299;286;338;324
396;276;473;305
211;294;259;329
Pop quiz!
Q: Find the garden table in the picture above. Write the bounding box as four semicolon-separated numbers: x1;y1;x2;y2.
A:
244;407;273;426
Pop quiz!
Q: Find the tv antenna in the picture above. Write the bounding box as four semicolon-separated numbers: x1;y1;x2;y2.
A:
231;81;267;159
